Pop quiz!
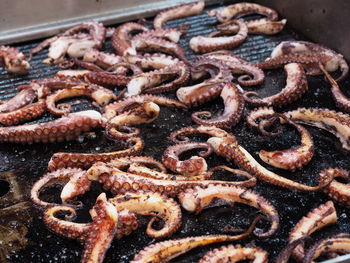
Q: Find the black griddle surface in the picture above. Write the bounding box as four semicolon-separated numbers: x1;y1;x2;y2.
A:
1;2;350;263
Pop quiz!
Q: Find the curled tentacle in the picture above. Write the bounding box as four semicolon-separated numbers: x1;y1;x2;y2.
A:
303;234;350;263
30;168;87;208
270;40;348;81
178;185;279;238
46;85;116;116
201;50;265;86
289;201;338;262
109;191;182;238
258;113;314;171
176;59;233;106
243;63;308;107
319;168;350;206
131;215;261;263
161;142;213;176
191;82;245;129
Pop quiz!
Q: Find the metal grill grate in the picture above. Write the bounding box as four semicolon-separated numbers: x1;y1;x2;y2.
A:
1;3;350;263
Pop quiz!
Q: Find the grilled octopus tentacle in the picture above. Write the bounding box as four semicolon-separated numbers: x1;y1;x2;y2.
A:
131;215;261;263
178;185;279;238
199;244;269;263
289;201;338;262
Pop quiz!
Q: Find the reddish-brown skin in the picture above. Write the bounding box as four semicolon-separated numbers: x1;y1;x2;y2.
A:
112;22;148;56
86;164;257;197
103;94;186;120
191;82;245;129
270;40;349;82
108;191;182;239
153;1;205;29
198;244;269;263
83;49;128;75
0;110;102;144
289;201;338;262
135;28;186;43
319;168;350;206
216;18;286;35
46;85;116;116
257;114;314;171
208;2;286;35
131;36;191;66
244;63;308;107
0;46;30;74
303;233;350;263
254;53;329;71
125;62;190;96
0;88;37;113
48;136;144;171
200;50;265;86
0;99;47;126
178;185;279;238
320;63;350;113
190;20;248;53
80;194;118;263
169;125;334;191
30;167;88;208
85;71;132;87
161;142;213;176
131;216;261;263
176;59;233;106
44;205;138;241
30;21;106;63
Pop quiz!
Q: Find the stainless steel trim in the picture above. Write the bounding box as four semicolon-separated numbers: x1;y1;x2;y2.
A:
0;0;219;45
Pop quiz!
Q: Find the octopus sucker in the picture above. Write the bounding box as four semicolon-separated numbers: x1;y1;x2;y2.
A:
303;233;350;263
30;168;88;208
0;99;47;126
320;63;350;113
131;215;261;263
208;2;286;35
107;191;182;238
0;110;102;144
258;113;314;171
289;201;338;262
0;46;30;74
200;51;265;86
135;28;186;43
153;1;205;29
47;137;144;170
161;142;212;176
46;85;116;116
244;63;308;107
190;19;248;53
319;168;350;206
270;40;349;81
178;185;279;238
198;244;269;263
191;82;245;129
170;125;333;191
